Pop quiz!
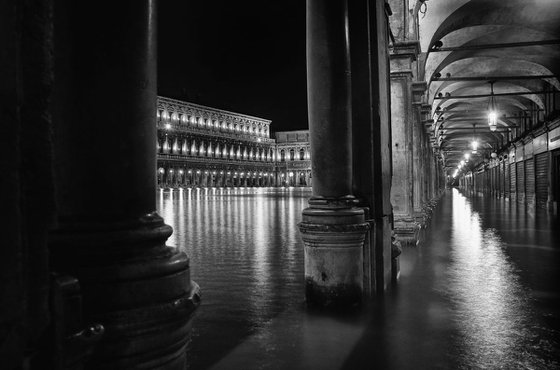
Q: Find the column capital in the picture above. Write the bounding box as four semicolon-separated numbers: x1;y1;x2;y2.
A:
390;41;420;76
411;81;428;102
390;40;421;60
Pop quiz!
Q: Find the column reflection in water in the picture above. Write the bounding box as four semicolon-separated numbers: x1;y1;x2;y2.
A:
156;187;310;369
448;189;555;369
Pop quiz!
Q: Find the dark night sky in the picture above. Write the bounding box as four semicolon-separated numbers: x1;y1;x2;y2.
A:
158;1;307;132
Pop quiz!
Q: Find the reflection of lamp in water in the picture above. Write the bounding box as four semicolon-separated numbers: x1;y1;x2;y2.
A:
487;81;498;132
464;152;470;161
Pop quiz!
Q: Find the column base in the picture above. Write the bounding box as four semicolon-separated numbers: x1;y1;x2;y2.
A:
393;216;421;246
299;206;370;309
49;213;200;369
409;194;444;246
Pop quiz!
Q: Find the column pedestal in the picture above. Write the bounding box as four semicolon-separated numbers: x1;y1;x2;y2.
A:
50;215;200;369
393;216;421;246
299;198;369;308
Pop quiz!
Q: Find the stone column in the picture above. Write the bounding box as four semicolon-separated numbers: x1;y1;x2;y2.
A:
299;0;370;308
50;1;199;368
412;96;429;222
347;0;393;294
390;41;420;245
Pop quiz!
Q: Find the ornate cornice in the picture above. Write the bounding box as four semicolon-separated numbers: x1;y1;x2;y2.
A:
158;96;271;125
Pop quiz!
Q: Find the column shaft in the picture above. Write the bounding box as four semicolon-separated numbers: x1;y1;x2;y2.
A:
306;0;352;197
300;0;369;308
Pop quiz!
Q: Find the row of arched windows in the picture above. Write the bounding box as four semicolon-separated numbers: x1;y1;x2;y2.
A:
158;136;275;162
157;167;275;177
157;110;269;137
278;148;310;162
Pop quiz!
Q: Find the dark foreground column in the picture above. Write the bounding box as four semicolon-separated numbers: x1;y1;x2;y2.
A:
50;1;200;368
299;0;370;308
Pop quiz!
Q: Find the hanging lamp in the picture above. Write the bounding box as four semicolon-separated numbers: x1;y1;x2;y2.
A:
488;81;498;132
471;123;478;154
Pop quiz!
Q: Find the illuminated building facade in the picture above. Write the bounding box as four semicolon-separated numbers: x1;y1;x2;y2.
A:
274;130;312;187
156;97;312;188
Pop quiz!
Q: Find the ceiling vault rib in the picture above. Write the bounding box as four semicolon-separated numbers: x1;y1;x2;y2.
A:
433;75;557;82
430;39;560;52
434;90;559;100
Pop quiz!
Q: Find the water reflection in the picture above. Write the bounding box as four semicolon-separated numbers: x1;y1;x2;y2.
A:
157;187;310;369
156;187;559;369
448;189;558;369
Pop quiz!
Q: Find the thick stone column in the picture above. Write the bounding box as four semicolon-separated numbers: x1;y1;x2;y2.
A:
50;1;199;368
348;0;393;294
390;41;420;245
299;0;370;308
412;89;429;221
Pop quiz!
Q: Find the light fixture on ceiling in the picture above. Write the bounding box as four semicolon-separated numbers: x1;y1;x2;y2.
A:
471;123;478;154
487;81;498;132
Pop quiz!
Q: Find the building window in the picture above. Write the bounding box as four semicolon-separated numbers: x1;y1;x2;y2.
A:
290;149;295;161
299;149;305;160
280;149;285;162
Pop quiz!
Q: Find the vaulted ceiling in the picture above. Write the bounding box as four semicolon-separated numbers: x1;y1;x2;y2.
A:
416;0;560;172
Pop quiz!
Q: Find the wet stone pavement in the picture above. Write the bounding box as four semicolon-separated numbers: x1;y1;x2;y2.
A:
157;187;560;369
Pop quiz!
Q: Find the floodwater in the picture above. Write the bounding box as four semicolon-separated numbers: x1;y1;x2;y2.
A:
157;187;560;369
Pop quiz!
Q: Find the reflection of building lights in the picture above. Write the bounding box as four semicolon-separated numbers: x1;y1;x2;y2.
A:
165;123;171;130
179;170;183;174
196;170;200;174
169;169;173;173
188;170;192;174
289;172;294;177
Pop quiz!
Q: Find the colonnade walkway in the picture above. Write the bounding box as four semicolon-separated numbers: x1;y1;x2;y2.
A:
209;189;559;370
